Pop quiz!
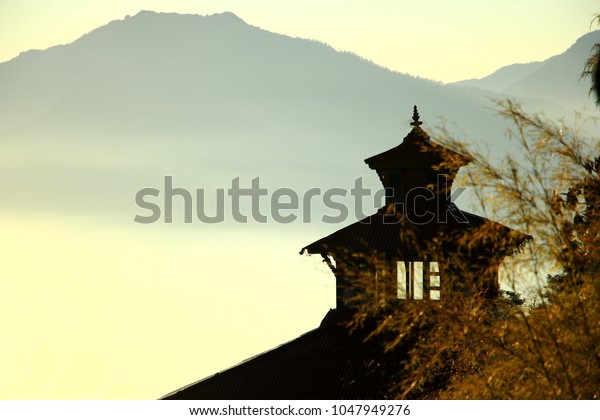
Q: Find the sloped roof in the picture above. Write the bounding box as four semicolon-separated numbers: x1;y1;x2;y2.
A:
301;204;528;258
161;310;387;400
364;125;472;171
305;108;528;260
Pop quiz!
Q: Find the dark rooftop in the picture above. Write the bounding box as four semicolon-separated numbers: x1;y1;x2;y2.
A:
161;310;389;400
301;204;528;258
364;106;472;171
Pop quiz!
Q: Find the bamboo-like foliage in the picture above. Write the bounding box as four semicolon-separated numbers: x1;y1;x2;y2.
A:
582;15;600;106
346;99;600;399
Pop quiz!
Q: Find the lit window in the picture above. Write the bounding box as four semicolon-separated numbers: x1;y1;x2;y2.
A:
397;261;441;300
397;261;407;300
429;261;441;300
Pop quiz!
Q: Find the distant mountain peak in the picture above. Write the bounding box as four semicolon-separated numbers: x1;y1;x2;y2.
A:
451;30;600;108
131;9;156;17
126;9;247;24
211;11;247;22
451;61;544;92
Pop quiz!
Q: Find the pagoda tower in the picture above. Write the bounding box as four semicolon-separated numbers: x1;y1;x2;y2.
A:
302;106;527;308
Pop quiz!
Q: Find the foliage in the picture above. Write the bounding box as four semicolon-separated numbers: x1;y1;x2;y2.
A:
344;19;600;399
347;101;600;400
582;15;600;106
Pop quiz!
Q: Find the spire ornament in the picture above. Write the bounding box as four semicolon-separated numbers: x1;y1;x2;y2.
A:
410;105;423;127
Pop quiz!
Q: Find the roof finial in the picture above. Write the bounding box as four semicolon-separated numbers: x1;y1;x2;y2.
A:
410;105;422;127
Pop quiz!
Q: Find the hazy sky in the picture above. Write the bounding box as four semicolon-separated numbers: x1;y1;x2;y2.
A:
1;0;599;83
1;0;599;401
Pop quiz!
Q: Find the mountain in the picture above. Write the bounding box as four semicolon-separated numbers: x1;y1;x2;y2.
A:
453;61;544;92
1;10;583;222
453;30;600;109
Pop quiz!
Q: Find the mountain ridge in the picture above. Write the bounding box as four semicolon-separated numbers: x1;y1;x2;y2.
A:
0;11;595;220
453;30;600;108
452;61;544;91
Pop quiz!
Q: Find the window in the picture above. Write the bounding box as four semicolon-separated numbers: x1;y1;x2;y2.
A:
397;261;441;301
429;261;441;300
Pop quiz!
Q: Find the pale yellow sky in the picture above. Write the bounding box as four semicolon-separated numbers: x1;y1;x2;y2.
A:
0;214;334;398
1;0;598;82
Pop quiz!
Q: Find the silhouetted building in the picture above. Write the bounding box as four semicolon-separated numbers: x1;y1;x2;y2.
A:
163;107;527;400
302;106;527;307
